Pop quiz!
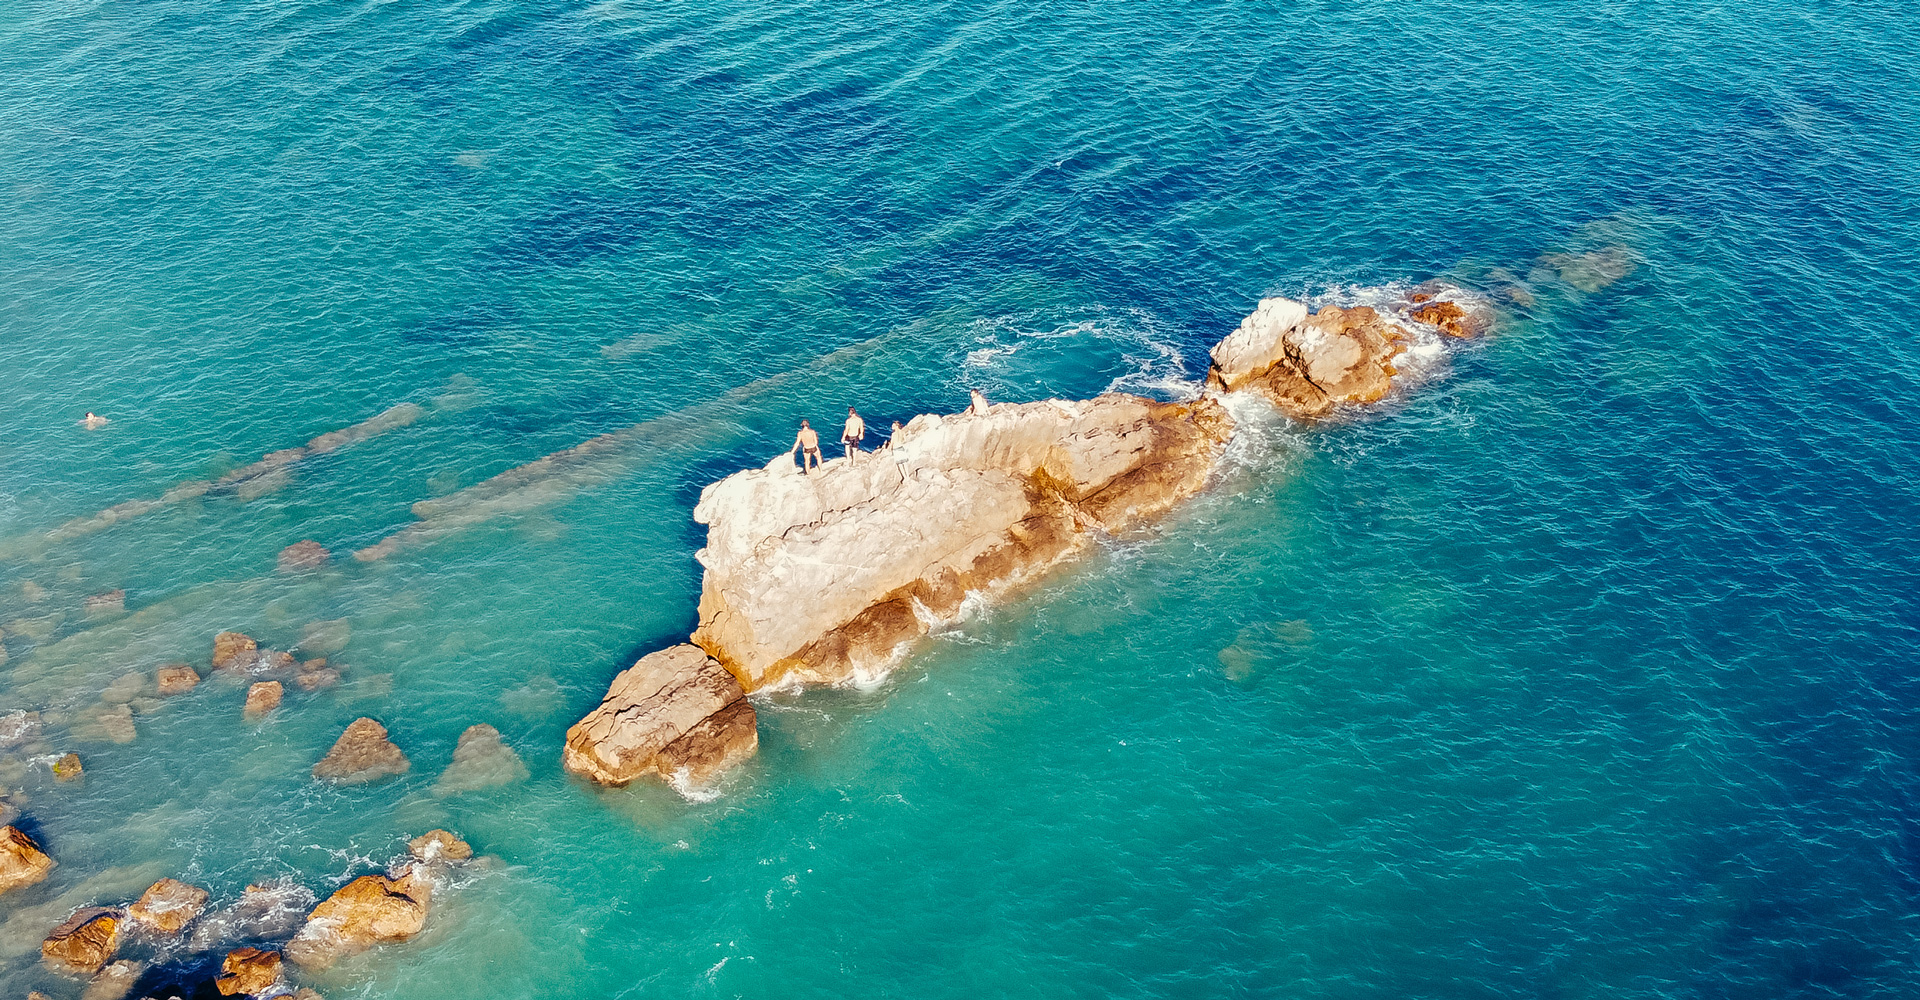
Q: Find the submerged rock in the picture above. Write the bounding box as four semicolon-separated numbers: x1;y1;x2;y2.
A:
187;881;315;953
407;829;472;863
0;825;55;894
211;632;295;678
84;589;126;617
81;959;143;1000
0;710;44;750
294;659;341;692
155;664;200;696
692;394;1233;692
1206;298;1407;418
127;878;209;935
312;718;410;784
297;619;351;656
214;946;282;996
42;907;121;974
1538;245;1637;292
243;681;283;720
210;632;258;672
284;866;432;971
434;723;529;795
562;645;756;787
276;540;330;573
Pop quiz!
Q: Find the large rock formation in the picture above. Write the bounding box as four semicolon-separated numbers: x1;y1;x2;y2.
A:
0;825;55;894
284;866;432;971
562;645;756;787
694;394;1232;690
1206;298;1407;418
214;946;282;996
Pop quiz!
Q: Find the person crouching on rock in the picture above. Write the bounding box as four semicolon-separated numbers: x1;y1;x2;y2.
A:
842;406;866;462
793;419;823;473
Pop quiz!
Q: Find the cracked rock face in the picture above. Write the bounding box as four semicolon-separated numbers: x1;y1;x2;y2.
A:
691;394;1233;692
0;824;55;895
42;907;121;974
1207;297;1408;418
312;718;410;784
127;877;210;934
563;644;756;787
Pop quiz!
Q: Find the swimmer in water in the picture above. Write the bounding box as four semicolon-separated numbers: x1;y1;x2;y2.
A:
80;412;109;430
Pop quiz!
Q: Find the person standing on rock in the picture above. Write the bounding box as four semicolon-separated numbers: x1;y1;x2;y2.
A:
793;420;822;473
841;406;866;462
969;389;989;415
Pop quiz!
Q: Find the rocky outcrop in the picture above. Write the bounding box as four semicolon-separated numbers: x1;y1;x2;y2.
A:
244;682;283;720
434;723;528;795
312;718;409;784
1206;298;1408;418
0;825;55;894
693;394;1232;691
563;645;756;787
212;632;296;679
215;946;282;995
42;907;121;974
284;866;432;971
407;830;472;863
155;665;200;695
53;752;84;780
127;878;209;934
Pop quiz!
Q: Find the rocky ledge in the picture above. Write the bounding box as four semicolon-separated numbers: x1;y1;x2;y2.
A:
565;287;1494;793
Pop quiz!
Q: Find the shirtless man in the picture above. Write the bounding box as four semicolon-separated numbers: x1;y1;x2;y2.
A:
969;389;989;415
793;419;822;473
841;406;866;461
80;412;109;430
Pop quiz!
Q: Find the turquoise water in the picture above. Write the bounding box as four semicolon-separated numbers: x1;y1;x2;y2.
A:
3;1;1919;997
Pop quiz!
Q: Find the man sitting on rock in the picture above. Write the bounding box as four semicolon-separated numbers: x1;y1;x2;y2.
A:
793;419;822;473
841;406;866;462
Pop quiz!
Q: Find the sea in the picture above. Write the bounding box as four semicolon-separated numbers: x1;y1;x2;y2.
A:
2;1;1917;997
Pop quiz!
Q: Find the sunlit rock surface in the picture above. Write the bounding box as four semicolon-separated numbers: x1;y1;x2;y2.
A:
563;644;756;787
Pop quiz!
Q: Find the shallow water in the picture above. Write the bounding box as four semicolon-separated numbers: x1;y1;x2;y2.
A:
3;1;1918;997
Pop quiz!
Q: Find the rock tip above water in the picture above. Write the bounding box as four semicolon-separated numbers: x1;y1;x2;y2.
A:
312;717;410;784
563;644;757;788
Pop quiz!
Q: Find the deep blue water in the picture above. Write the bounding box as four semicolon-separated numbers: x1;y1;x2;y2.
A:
2;1;1918;997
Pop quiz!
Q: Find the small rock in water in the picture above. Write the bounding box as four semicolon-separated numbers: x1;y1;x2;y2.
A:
214;946;282;996
1408;299;1491;338
211;631;258;671
84;589;126;616
42;906;121;974
277;540;330;573
284;865;433;970
81;958;143;1000
562;645;756;787
0;824;56;894
312;718;410;784
155;664;201;695
435;723;529;795
408;829;473;863
0;710;44;749
127;877;210;934
52;752;84;780
244;681;284;720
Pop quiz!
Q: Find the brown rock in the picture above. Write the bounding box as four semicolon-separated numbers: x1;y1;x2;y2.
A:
127;877;210;934
211;631;258;671
312;718;410;784
244;682;283;720
81;959;143;1000
215;946;281;996
434;723;529;795
42;907;120;974
284;866;432;971
295;659;341;692
84;589;126;616
1409;300;1491;338
277;540;330;573
156;664;201;695
0;824;55;894
52;752;83;780
407;829;472;863
1206;298;1410;418
563;645;755;787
